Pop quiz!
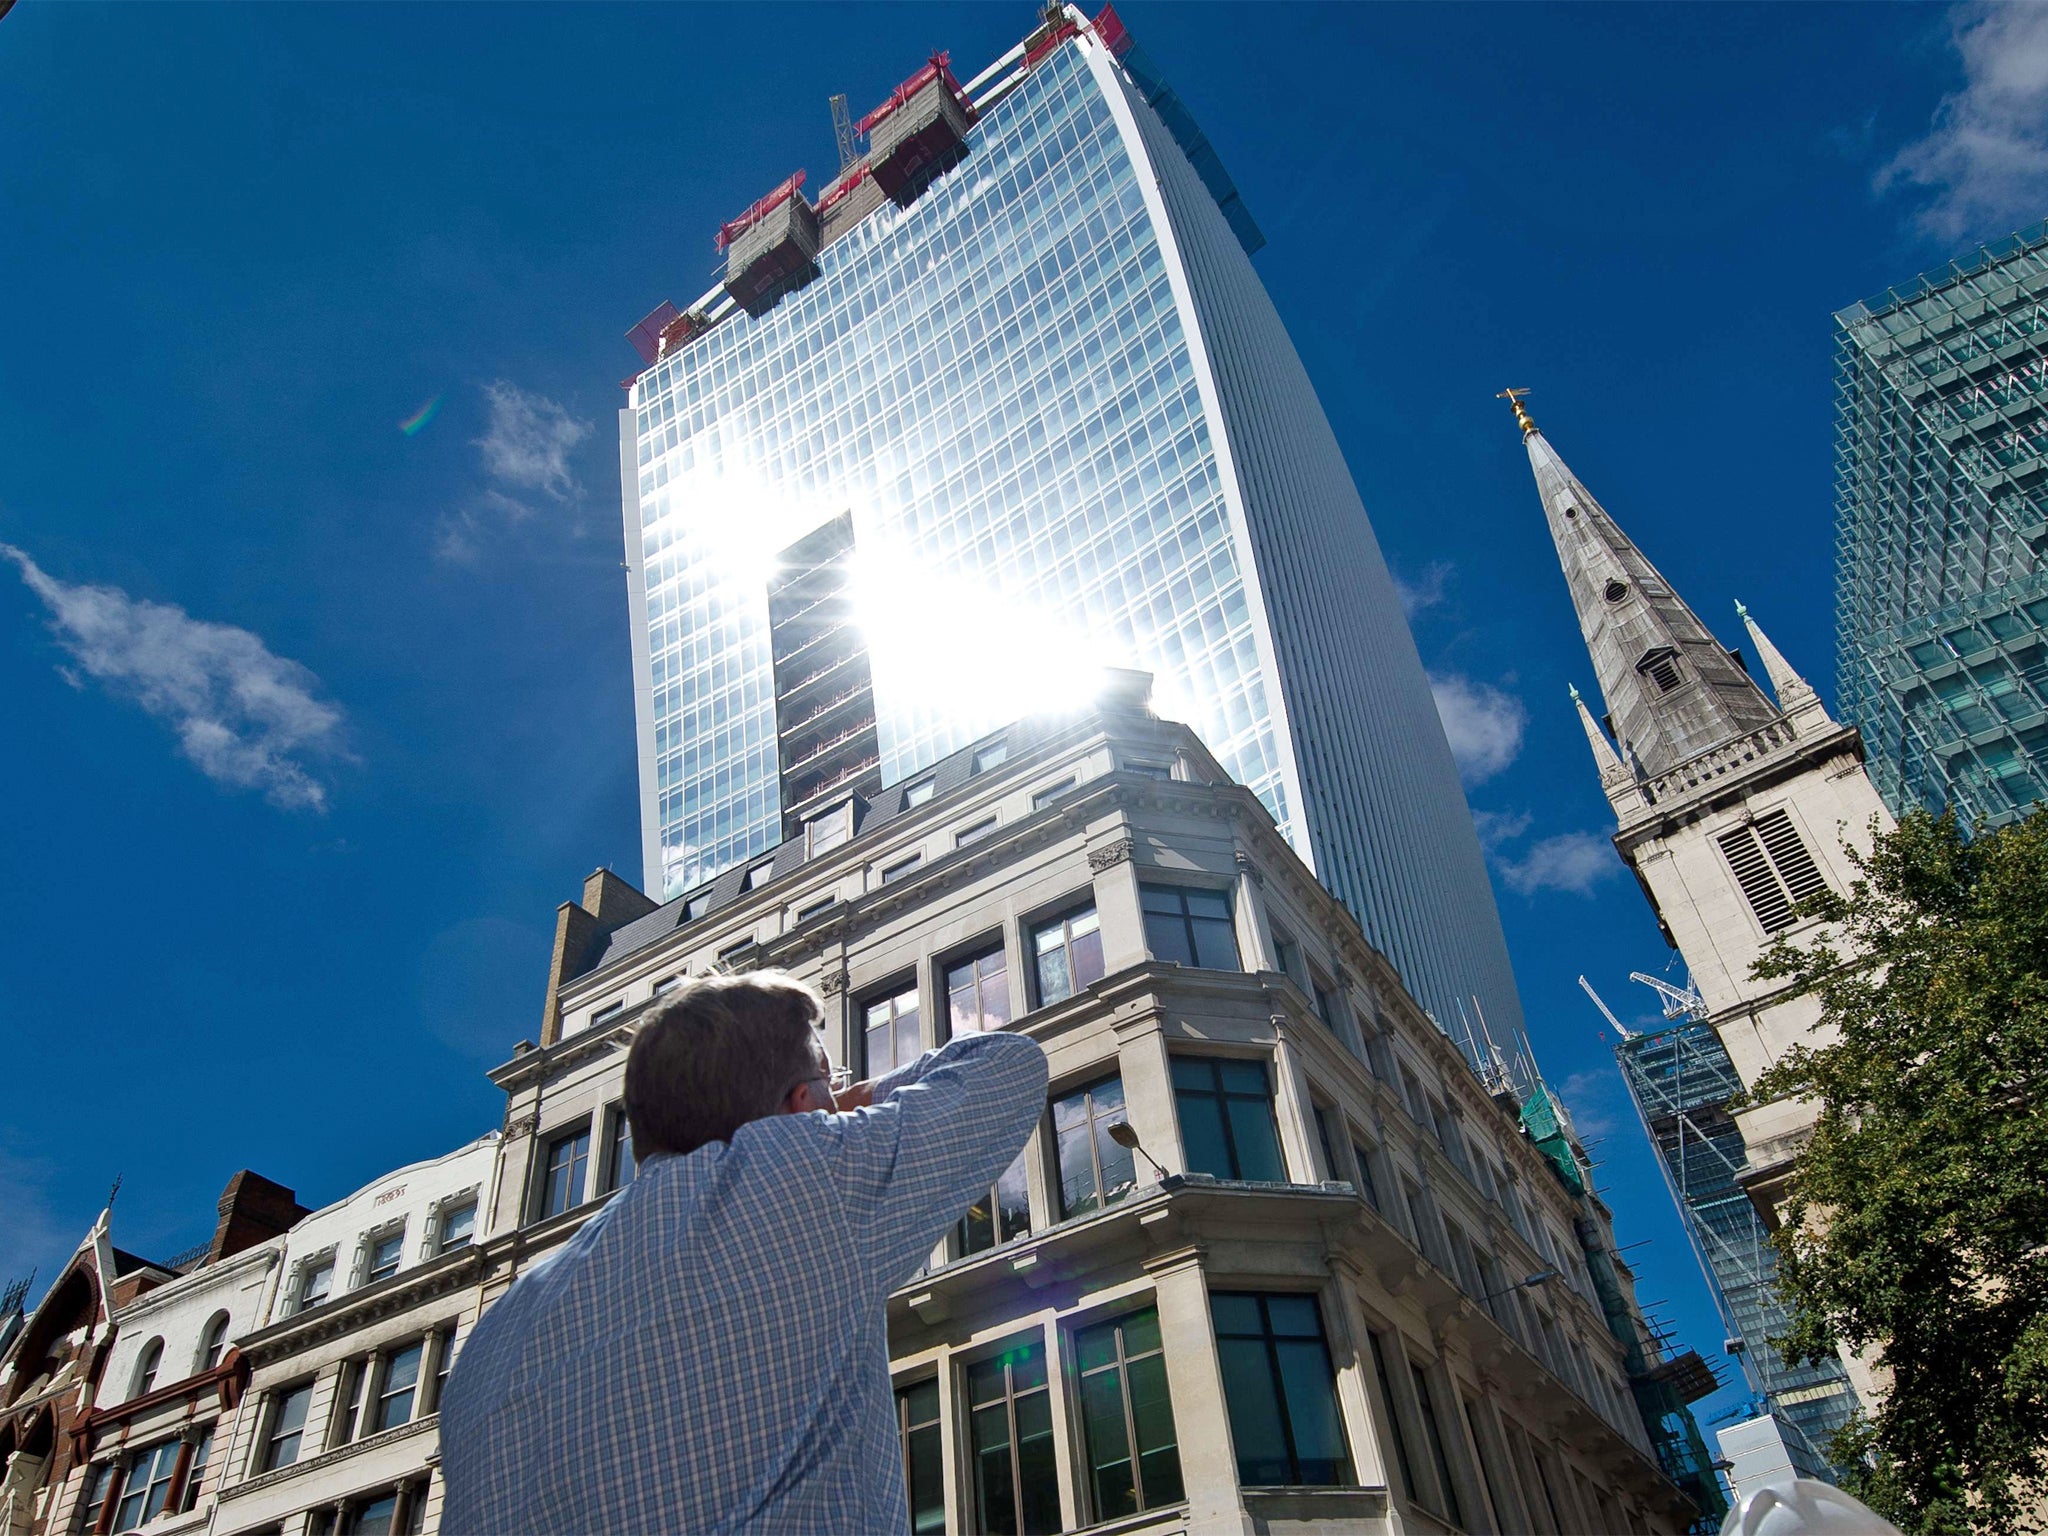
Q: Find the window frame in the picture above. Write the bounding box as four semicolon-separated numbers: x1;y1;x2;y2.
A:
1367;1330;1419;1505
79;1461;117;1535
177;1424;215;1515
295;1254;336;1314
1051;1073;1137;1219
435;1198;478;1255
1409;1357;1466;1527
1030;776;1077;809
971;740;1009;773
895;1377;946;1536
1211;1291;1354;1489
538;1120;594;1220
602;1104;636;1194
956;1147;1033;1259
944;939;1013;1037
1139;882;1241;971
954;814;999;848
963;1332;1060;1536
1071;1305;1184;1521
1170;1055;1286;1183
1030;900;1105;1008
110;1438;180;1532
860;978;923;1078
369;1338;426;1436
195;1311;231;1373
260;1380;316;1472
130;1337;164;1399
427;1324;457;1417
364;1225;406;1286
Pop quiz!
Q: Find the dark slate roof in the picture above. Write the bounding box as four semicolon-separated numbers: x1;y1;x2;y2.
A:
109;1247;172;1278
580;713;1070;980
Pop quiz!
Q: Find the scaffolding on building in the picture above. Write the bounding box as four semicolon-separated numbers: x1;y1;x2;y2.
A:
1601;976;1859;1475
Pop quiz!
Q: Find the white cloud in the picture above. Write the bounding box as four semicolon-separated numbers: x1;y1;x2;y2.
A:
439;383;593;563
1496;830;1621;897
3;544;344;811
1471;807;1532;851
474;381;590;502
1430;673;1526;784
436;490;537;566
1881;2;2048;240
1394;560;1453;620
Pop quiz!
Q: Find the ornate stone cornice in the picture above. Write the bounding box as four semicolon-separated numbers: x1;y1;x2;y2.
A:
215;1413;438;1503
1086;836;1135;872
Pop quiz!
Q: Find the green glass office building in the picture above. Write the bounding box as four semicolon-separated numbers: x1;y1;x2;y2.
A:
1835;224;2048;829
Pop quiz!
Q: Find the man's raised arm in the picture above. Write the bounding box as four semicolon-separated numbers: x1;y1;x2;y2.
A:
822;1031;1048;1287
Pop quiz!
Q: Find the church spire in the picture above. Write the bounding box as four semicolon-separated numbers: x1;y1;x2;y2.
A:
1570;684;1633;791
1505;395;1780;779
1735;600;1822;716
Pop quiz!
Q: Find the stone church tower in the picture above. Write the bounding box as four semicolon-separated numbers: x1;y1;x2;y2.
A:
1504;392;1893;1243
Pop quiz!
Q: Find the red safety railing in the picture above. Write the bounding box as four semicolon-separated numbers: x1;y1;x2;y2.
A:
818;164;873;216
716;169;808;253
857;50;973;136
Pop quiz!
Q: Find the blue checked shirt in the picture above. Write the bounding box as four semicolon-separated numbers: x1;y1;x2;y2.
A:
439;1030;1048;1535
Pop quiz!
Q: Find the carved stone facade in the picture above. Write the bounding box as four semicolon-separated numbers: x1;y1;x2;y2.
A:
485;700;1699;1535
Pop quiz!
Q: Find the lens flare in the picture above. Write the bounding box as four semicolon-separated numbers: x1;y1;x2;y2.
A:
399;395;442;436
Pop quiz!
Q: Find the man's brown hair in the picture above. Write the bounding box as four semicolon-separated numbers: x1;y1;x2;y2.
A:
624;971;826;1159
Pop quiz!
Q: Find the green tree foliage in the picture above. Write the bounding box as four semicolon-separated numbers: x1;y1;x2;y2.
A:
1750;808;2048;1536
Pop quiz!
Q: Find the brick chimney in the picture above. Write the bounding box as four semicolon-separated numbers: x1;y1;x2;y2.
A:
208;1172;311;1263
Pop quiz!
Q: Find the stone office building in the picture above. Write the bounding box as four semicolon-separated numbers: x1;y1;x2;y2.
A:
205;1137;500;1536
487;675;1699;1535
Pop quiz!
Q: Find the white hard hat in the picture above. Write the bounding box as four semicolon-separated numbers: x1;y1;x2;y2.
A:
1720;1478;1903;1536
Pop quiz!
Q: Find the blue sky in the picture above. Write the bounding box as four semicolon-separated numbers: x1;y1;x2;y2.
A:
4;0;2044;1434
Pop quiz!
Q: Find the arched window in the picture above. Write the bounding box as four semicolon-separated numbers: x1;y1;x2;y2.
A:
197;1311;231;1373
132;1337;164;1399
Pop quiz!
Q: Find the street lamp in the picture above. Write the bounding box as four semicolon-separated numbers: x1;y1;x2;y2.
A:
1478;1268;1559;1305
1106;1120;1171;1182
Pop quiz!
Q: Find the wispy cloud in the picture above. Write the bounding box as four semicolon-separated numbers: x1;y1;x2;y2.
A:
1471;807;1532;851
1555;1068;1623;1141
1430;673;1526;784
476;381;590;501
1881;2;2048;241
0;1144;68;1300
1495;830;1620;897
438;382;593;564
3;544;344;810
1394;560;1454;620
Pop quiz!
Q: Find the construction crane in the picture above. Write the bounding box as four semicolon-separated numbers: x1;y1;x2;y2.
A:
829;93;859;174
1631;971;1707;1021
1579;975;1633;1039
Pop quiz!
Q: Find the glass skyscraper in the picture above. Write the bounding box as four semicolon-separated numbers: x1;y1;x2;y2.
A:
1835;223;2048;830
619;8;1533;1067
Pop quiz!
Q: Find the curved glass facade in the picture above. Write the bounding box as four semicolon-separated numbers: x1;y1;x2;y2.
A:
622;28;1532;1069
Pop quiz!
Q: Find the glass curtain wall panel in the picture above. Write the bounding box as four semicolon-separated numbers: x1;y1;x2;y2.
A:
1835;222;2048;830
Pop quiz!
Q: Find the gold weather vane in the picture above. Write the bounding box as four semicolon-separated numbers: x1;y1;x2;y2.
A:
1496;387;1538;438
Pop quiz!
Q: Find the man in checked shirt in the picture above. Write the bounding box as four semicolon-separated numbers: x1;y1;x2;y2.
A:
439;970;1048;1534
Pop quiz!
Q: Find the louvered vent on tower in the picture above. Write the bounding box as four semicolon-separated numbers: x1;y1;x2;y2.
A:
1717;810;1830;932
